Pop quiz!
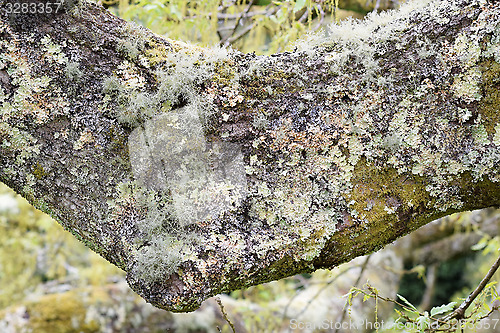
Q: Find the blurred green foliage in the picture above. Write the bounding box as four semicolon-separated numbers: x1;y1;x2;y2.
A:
0;183;124;309
399;256;475;309
108;0;341;54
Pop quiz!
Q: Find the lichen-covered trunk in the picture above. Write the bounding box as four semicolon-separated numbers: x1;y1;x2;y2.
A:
0;0;499;312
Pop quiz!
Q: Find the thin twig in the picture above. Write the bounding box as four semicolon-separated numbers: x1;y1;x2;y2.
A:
223;23;255;46
334;255;371;333
298;8;309;23
312;4;325;32
444;252;500;321
99;0;119;5
216;297;236;333
221;0;256;45
223;6;278;47
215;10;267;20
188;1;237;21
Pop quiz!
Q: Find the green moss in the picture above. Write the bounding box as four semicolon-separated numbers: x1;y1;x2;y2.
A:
479;60;500;135
106;126;129;163
349;159;435;232
458;171;500;210
144;41;169;66
32;162;48;180
26;293;99;333
211;60;239;86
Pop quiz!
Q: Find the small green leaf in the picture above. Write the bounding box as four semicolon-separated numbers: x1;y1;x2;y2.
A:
397;294;418;312
416;314;430;331
471;241;487;251
293;0;306;13
430;302;456;317
472;235;490;251
485;281;497;289
411;265;426;279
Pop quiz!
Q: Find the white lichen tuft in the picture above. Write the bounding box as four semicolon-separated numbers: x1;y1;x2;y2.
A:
128;103;248;281
65;61;83;81
135;234;183;280
129;105;248;226
294;0;434;82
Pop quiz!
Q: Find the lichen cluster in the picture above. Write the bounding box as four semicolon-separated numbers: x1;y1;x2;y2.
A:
127;105;248;281
79;0;500;309
1;0;499;312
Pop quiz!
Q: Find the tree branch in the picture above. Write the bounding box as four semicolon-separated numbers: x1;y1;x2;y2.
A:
445;253;500;321
221;0;256;47
0;0;499;312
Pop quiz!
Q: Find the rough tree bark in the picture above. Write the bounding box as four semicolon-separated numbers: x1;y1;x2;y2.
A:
0;0;499;312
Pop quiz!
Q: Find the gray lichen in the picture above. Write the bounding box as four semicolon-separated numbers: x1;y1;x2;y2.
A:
0;0;499;313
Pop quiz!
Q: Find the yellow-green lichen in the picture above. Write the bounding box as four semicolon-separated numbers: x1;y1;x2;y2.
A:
479;60;500;135
472;123;489;146
32;162;48;180
453;32;481;68
348;160;435;230
451;67;482;102
25;293;99;333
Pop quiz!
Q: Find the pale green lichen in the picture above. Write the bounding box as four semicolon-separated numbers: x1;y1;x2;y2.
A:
493;124;500;146
252;112;269;130
117;21;152;68
452;67;482;102
65;61;83;81
472;123;489;146
102;76;122;94
0;32;70;135
453;32;481;68
40;35;68;65
484;25;500;63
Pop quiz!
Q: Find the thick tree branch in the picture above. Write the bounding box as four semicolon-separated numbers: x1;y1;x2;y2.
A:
0;0;499;312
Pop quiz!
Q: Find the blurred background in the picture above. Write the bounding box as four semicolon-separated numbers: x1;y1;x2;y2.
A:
1;0;500;332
